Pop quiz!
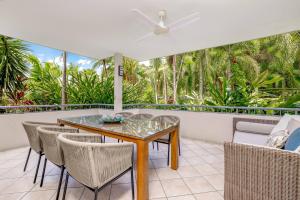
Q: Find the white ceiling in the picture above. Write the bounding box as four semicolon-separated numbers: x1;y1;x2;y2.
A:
0;0;300;61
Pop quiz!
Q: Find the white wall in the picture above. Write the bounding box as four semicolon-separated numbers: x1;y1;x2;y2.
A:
0;109;113;151
0;108;279;151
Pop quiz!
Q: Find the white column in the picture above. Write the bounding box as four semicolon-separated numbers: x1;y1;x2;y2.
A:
114;53;123;113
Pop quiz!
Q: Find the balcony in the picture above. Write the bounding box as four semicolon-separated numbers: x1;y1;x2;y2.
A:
0;104;292;200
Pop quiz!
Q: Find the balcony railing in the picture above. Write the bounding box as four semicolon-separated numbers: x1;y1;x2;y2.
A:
123;104;300;116
0;103;299;116
0;104;114;114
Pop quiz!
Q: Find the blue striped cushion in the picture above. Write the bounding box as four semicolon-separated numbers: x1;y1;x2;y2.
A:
284;128;300;151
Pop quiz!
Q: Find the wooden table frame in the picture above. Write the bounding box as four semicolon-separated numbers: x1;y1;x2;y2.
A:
58;118;179;200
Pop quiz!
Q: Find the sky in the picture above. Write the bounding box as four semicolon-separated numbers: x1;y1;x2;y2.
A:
25;41;151;70
25;42;95;70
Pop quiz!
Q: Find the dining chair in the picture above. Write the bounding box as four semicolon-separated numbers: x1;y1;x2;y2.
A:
129;113;154;120
58;133;134;200
37;126;79;200
22;121;58;183
152;115;181;165
115;112;133;118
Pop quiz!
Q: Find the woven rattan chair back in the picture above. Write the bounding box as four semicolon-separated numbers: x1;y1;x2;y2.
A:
37;126;79;166
129;113;153;120
22;121;58;153
58;133;133;188
115;112;133;118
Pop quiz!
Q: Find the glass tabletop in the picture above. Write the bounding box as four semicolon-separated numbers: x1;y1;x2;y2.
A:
59;115;177;139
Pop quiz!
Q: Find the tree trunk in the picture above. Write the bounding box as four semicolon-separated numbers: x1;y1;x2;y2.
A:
61;51;67;110
198;51;204;101
172;55;177;104
102;59;107;79
163;65;168;104
154;82;158;104
227;45;232;80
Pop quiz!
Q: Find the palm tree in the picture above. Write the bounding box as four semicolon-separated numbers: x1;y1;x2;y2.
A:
61;51;67;109
27;55;62;105
0;35;28;103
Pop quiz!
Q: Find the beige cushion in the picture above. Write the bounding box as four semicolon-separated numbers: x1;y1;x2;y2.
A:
287;118;300;134
265;130;289;148
233;131;269;145
270;114;291;135
236;121;274;135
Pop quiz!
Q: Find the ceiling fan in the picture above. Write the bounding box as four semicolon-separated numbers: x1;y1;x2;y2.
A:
132;9;200;42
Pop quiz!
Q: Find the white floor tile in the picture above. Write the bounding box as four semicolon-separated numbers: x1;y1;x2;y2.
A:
160;179;191;197
21;190;55;200
183;177;215;194
194;191;223;200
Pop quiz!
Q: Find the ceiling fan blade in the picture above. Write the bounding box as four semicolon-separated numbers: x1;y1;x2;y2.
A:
168;12;200;30
136;32;155;42
132;9;157;27
169;17;201;32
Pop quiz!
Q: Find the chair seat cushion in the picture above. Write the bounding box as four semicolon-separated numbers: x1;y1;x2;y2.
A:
233;131;269;145
284;128;300;151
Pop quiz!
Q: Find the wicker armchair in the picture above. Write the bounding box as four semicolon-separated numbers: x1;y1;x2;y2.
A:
152;115;181;165
58;133;134;200
129;113;153;120
22;121;58;183
37;126;78;200
224;142;300;200
115;112;133;118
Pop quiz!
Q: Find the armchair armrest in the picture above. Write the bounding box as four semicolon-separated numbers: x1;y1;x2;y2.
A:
224;142;300;200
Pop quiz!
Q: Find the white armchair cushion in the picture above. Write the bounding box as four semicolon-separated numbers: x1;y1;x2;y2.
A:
270;114;291;135
287;118;300;134
233;131;269;145
236;121;274;135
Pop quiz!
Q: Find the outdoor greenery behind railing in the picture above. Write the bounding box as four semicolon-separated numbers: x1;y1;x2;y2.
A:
0;104;114;114
1;103;300;116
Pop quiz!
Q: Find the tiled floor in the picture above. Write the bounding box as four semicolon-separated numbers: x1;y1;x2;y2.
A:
0;137;224;200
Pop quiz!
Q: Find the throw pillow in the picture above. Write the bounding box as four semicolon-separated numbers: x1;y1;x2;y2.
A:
265;129;289;148
284;128;300;151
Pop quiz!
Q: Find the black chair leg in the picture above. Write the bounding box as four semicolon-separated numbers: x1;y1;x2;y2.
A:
40;157;47;187
156;142;159;151
23;147;32;172
118;139;120;143
33;152;42;184
152;142;154;149
56;166;65;200
62;173;69;200
94;188;99;200
130;167;135;200
103;136;106;143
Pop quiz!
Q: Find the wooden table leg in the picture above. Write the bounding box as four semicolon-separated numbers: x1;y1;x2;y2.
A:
136;140;149;200
170;127;179;170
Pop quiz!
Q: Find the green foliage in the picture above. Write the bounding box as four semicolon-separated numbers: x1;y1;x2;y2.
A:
67;65;114;104
1;31;300;108
0;36;28;103
26;55;62;105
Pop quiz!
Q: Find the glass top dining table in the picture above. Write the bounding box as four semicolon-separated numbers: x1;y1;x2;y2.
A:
58;114;178;140
57;114;179;200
